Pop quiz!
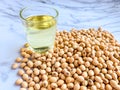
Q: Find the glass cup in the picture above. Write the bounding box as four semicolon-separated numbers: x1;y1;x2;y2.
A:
20;6;59;53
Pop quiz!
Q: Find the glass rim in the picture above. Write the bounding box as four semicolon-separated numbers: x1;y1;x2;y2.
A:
19;6;59;22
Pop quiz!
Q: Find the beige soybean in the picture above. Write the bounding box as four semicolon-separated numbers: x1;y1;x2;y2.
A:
22;74;29;80
54;62;61;68
21;81;28;88
12;63;18;69
77;76;84;82
15;57;22;62
88;70;94;76
61;84;67;90
33;68;39;75
66;77;73;83
33;76;39;82
28;87;34;90
95;76;103;83
57;80;64;86
15;78;23;85
42;75;48;80
74;83;80;90
42;80;48;87
27;61;33;68
67;83;74;88
51;83;58;88
106;84;112;90
49;77;58;83
18;69;24;76
29;81;35;87
91;85;97;90
34;84;40;90
80;86;87;90
34;61;41;67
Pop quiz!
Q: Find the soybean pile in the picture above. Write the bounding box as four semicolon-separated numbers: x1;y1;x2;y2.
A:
12;28;120;90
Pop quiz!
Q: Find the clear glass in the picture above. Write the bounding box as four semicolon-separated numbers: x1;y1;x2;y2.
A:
20;6;59;53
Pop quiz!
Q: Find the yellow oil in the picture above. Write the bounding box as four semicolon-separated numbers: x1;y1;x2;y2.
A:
26;15;56;29
25;15;57;52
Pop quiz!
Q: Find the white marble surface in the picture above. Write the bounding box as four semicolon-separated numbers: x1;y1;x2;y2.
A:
0;0;120;90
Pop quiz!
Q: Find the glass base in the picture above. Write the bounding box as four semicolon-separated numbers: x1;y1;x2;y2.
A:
28;46;53;53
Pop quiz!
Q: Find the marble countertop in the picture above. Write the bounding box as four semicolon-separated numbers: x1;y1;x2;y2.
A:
0;0;120;90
